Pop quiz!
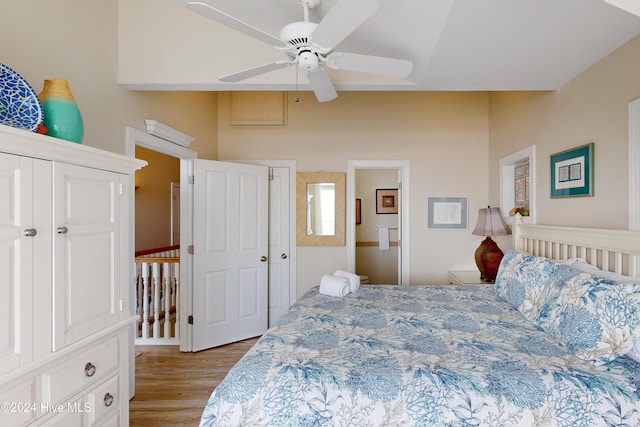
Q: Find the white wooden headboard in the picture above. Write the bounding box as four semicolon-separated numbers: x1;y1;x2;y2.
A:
512;215;640;277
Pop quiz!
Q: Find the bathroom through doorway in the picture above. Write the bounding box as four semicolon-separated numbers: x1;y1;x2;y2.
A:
347;160;410;285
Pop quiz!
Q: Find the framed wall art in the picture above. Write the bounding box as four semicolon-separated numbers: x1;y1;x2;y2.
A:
376;189;398;214
427;197;468;229
550;142;594;198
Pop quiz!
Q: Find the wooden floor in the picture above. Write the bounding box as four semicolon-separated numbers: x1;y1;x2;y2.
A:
129;338;259;426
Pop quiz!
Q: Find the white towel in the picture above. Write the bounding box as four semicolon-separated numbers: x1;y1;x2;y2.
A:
319;274;350;297
334;270;361;292
378;227;390;251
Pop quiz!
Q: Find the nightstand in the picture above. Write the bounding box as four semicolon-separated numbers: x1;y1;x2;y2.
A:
448;270;493;285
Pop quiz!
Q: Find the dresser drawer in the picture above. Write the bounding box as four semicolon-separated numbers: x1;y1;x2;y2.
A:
42;336;119;405
87;374;119;426
0;377;39;427
38;398;84;427
93;411;119;427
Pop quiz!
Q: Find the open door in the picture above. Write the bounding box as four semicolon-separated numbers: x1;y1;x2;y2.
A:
191;159;268;351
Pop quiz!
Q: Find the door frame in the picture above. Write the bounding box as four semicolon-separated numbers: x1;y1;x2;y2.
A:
347;160;411;285
629;97;640;231
125;127;197;357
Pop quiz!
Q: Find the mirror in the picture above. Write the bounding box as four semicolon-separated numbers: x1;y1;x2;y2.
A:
297;172;345;245
306;182;335;236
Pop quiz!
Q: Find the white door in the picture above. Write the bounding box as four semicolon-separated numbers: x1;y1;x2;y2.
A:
267;167;290;327
192;160;268;351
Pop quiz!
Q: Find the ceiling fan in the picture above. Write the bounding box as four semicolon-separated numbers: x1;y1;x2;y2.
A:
186;0;414;102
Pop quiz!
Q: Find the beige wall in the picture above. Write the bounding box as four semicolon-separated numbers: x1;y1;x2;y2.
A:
0;0;219;158
4;1;637;298
489;35;640;229
217;91;490;294
135;147;180;252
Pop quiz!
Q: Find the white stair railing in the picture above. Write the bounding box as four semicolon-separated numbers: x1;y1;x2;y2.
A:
135;247;180;345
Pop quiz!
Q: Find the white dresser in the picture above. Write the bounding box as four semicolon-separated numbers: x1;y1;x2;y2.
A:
0;125;145;426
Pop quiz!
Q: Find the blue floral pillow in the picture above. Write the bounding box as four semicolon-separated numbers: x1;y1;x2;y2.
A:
494;250;557;321
534;265;640;365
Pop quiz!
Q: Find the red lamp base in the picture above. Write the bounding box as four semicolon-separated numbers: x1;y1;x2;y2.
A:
474;236;504;282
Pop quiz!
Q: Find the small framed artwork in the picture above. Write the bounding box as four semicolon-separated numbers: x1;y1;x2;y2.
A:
550;143;594;198
355;198;361;224
427;197;468;229
376;189;398;214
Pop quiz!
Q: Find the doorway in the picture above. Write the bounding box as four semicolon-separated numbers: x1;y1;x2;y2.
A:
135;147;180;252
125;128;297;349
347;160;411;285
170;182;180;245
354;169;400;284
125;127;196;397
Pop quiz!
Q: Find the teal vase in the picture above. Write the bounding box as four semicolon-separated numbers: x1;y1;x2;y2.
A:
42;78;84;144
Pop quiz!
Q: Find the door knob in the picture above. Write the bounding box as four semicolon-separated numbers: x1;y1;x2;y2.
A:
23;228;38;237
57;226;68;234
281;253;288;259
260;256;268;262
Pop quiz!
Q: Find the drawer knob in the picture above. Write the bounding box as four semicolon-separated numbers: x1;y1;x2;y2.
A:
24;228;38;237
103;393;114;407
84;362;96;377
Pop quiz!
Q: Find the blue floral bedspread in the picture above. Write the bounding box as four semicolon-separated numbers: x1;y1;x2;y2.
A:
200;285;640;426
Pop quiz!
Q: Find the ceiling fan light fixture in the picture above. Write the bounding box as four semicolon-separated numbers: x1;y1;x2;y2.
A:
298;51;319;71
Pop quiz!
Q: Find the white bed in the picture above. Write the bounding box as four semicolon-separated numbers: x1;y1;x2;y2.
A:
200;216;640;426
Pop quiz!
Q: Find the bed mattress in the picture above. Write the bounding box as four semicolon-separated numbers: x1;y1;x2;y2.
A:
200;285;640;426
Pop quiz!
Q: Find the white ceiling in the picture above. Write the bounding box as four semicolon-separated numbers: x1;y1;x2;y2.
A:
173;0;640;92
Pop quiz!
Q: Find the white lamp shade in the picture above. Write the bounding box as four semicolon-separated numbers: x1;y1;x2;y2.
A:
472;207;511;237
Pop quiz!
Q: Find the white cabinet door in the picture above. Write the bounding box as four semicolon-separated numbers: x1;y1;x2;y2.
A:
0;153;32;373
52;163;122;350
0;154;51;373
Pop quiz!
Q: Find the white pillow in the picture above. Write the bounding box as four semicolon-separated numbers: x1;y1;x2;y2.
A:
560;258;640;284
628;340;640;363
561;258;640;363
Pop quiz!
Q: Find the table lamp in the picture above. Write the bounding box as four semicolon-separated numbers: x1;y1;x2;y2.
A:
472;206;511;282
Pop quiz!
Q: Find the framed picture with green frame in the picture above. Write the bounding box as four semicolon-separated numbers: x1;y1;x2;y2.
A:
550;143;594;198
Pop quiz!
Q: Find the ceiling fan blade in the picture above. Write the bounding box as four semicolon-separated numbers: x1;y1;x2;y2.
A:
219;61;294;82
310;0;379;52
325;52;413;78
305;67;338;102
186;2;286;48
